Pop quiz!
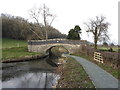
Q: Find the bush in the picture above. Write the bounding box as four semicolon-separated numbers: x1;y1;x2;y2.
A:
75;45;119;69
101;52;119;68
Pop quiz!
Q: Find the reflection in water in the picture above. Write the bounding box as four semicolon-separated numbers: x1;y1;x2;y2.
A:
2;72;59;88
2;59;59;88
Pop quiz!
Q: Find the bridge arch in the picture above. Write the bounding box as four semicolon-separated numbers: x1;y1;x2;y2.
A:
28;39;87;54
45;45;69;54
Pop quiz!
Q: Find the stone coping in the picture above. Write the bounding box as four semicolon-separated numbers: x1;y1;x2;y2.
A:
2;54;48;63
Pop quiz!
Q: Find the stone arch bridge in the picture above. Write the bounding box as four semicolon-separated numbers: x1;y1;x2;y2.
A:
28;39;87;54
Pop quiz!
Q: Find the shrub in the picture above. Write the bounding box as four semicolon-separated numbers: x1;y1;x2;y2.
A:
76;45;119;69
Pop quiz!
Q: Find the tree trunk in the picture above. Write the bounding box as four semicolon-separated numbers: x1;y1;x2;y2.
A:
45;26;48;40
94;36;98;49
94;41;97;49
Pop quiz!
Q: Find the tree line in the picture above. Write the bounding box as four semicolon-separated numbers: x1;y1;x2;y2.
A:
2;13;66;40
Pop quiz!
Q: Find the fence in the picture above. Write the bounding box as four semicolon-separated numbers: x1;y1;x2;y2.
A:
94;52;104;63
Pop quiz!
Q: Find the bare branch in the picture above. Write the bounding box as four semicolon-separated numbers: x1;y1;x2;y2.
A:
29;6;42;25
29;28;42;40
49;15;56;26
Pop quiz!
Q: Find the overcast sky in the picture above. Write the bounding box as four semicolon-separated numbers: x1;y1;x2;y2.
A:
0;0;119;44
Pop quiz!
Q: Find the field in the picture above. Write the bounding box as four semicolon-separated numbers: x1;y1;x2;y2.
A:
2;38;40;61
97;46;119;52
2;38;27;49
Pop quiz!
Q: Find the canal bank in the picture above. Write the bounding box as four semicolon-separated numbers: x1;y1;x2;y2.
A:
2;54;48;63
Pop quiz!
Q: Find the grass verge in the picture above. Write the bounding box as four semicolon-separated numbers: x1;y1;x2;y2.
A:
71;53;119;80
2;47;40;61
2;38;27;49
56;57;95;88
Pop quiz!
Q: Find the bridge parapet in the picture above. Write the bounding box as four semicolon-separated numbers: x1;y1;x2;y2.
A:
28;39;87;45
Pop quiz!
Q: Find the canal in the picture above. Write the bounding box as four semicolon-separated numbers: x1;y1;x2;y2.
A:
2;58;59;88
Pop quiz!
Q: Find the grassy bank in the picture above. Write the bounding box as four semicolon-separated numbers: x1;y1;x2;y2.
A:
2;47;40;61
2;38;40;61
71;53;119;80
56;57;95;88
2;38;27;49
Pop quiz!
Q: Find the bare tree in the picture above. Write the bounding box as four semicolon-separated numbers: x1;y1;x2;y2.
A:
42;4;56;40
84;16;110;49
29;6;44;39
29;6;41;25
29;4;56;40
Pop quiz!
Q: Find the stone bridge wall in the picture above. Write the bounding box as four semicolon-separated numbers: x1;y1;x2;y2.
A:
28;39;87;54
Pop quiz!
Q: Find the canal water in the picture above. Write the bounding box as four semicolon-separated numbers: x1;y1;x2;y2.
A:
2;58;59;88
